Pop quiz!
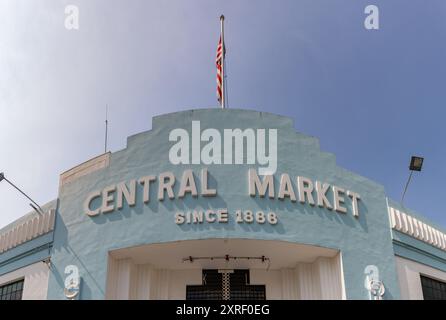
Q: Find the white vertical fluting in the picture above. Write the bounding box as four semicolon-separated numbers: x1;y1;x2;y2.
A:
105;254;118;300
296;263;320;299
135;264;152;300
281;269;299;299
149;269;170;299
112;258;136;300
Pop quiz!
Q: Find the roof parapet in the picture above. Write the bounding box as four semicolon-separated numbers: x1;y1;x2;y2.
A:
388;206;446;251
0;209;56;254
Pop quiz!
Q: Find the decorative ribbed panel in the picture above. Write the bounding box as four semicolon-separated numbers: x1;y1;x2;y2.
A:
295;254;343;300
296;263;321;299
0;209;56;254
135;265;152;300
105;256;171;300
315;256;343;300
129;262;139;300
105;254;119;300
115;258;135;300
281;269;299;299
388;207;446;251
150;269;170;299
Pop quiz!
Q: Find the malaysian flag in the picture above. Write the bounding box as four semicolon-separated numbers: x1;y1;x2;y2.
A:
216;35;224;105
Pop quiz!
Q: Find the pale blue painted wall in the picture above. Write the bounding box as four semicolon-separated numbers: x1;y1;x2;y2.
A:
45;109;403;299
0;233;53;276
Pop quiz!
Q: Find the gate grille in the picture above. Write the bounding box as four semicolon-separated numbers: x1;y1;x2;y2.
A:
186;269;266;300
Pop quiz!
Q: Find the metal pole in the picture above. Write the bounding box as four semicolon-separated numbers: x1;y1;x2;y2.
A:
1;174;44;214
220;15;225;109
401;170;413;206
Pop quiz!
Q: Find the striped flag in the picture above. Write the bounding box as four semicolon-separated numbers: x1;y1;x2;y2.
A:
216;35;224;104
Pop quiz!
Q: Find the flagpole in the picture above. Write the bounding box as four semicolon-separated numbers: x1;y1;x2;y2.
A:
220;15;225;109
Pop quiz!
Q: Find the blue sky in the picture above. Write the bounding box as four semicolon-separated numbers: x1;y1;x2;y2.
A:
1;0;445;229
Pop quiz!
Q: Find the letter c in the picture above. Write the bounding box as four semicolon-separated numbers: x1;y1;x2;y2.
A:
84;191;101;216
205;210;216;222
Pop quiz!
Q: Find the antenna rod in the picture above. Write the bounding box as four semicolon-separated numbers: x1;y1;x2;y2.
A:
105;105;108;153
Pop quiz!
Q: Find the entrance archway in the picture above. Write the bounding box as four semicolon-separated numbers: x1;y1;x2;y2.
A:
105;239;345;300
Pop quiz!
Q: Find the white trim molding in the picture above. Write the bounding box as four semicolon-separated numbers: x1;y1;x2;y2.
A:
388;207;446;251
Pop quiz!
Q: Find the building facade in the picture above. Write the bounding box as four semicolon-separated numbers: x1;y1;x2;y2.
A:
1;109;446;300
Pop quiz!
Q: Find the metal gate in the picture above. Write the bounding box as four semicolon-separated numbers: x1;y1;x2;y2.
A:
186;269;266;300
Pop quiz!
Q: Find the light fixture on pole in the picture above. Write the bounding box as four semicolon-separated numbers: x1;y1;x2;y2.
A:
401;156;424;206
0;172;44;214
